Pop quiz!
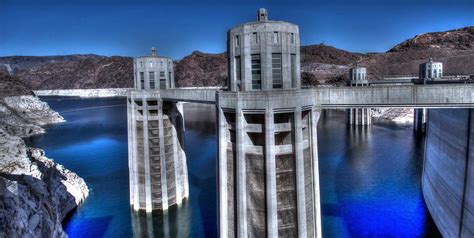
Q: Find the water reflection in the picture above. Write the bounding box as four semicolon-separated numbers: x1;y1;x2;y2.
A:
131;200;192;237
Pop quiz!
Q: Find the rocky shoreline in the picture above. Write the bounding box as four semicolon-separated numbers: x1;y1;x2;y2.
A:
0;95;89;237
371;108;414;123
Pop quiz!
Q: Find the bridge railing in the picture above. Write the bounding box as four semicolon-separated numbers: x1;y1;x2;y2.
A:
128;84;474;108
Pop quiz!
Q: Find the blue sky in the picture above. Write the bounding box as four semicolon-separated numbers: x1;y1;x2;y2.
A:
0;0;472;59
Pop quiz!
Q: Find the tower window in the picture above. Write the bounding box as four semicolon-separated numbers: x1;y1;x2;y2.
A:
140;72;145;89
149;71;155;89
291;54;296;88
140;61;143;67
235;35;240;47
290;33;295;44
251;54;261;90
160;71;166;89
273;32;279;44
272;53;282;89
168;72;172;88
252;32;258;44
149;61;153;67
235;56;241;90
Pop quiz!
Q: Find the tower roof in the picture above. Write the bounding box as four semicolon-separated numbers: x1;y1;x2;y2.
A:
257;8;268;22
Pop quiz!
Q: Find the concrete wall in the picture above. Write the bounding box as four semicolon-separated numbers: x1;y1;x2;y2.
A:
423;109;473;237
151;84;474;107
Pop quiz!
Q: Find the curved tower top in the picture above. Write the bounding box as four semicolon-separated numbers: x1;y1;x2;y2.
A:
257;8;268;21
227;9;301;91
419;58;443;80
349;66;368;86
133;47;175;90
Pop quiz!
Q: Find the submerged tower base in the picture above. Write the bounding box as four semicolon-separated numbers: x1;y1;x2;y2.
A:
347;108;372;125
128;90;189;212
217;92;322;237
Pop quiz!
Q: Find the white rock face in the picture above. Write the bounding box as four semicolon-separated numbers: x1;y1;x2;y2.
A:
0;129;89;237
34;88;130;98
0;96;65;137
0;96;88;237
372;108;414;123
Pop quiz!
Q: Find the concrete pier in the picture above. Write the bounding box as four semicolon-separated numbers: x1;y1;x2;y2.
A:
414;108;427;133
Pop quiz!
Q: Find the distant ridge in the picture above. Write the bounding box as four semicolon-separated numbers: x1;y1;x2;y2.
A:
0;26;473;89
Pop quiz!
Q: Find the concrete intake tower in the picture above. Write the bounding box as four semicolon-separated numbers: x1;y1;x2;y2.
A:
218;8;322;237
127;48;188;212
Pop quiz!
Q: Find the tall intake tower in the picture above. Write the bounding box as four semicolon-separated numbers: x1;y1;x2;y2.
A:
128;48;188;212
347;66;372;125
217;8;322;237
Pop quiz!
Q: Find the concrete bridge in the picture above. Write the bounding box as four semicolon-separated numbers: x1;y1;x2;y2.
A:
133;84;474;108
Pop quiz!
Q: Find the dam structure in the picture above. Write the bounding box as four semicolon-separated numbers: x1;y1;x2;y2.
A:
127;48;188;212
125;8;474;238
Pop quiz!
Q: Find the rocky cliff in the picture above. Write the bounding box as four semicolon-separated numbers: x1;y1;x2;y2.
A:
0;86;89;236
0;55;133;90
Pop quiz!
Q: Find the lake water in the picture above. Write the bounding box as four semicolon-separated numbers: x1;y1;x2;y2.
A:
26;97;440;237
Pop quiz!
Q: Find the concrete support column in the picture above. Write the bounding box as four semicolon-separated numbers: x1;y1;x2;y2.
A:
414;108;427;133
265;108;278;237
294;108;307;238
158;100;169;210
217;106;228;237
236;106;248;237
177;102;189;199
129;97;138;209
171;103;182;204
143;97;152;212
311;107;322;238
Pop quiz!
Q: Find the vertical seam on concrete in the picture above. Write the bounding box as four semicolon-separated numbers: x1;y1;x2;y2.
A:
143;97;152;212
265;107;277;237
295;107;307;237
171;103;182;204
178;102;189;199
236;102;248;237
158;100;169;210
217;103;228;237
458;109;471;238
311;107;322;238
129;96;138;209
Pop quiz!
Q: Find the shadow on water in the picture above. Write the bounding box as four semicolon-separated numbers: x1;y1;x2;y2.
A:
319;109;441;238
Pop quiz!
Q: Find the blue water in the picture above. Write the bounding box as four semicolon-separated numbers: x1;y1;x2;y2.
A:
25;97;440;237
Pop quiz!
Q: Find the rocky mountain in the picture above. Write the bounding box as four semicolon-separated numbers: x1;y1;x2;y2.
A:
0;72;33;97
0;26;473;89
0;55;133;90
174;51;227;87
389;27;474;52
